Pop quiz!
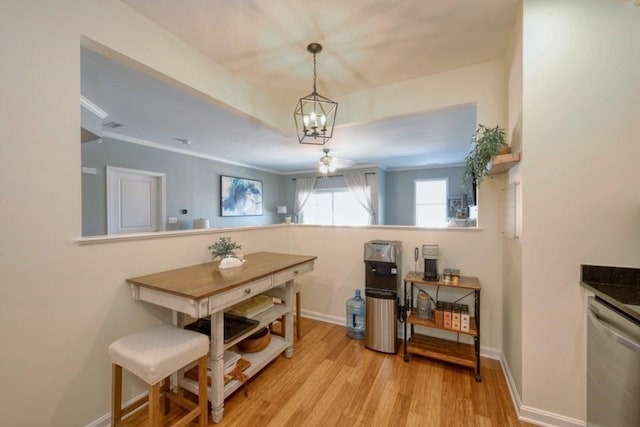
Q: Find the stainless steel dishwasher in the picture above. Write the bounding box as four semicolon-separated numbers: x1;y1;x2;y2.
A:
587;296;640;426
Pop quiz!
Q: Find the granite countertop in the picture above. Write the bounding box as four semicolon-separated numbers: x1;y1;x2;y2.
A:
581;264;640;321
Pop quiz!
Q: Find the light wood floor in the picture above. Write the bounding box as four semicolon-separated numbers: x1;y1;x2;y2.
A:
124;318;533;426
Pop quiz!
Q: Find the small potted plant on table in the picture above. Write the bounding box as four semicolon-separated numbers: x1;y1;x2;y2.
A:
208;236;244;269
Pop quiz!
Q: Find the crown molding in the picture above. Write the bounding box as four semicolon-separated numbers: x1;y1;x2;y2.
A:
80;96;109;119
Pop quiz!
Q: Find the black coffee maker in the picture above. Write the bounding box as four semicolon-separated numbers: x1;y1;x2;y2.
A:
422;244;439;281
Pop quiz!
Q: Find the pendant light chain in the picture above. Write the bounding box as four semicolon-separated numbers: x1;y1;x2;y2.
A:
312;51;318;94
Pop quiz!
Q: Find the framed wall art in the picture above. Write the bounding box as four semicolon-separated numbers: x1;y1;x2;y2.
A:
220;175;263;217
447;194;467;218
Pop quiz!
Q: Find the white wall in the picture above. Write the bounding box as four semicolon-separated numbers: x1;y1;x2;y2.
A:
291;178;504;348
0;1;506;425
341;60;505;128
503;2;524;402
521;0;640;422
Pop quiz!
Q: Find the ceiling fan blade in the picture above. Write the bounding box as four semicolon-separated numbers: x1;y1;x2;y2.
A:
317;148;354;172
331;157;355;168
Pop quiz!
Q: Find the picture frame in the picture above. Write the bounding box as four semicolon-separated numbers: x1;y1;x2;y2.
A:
466;191;475;207
447;194;467;217
220;175;263;217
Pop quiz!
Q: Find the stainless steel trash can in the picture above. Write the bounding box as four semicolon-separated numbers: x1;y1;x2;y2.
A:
365;289;398;353
364;240;401;354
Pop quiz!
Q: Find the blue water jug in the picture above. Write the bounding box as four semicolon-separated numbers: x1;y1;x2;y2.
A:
346;289;365;339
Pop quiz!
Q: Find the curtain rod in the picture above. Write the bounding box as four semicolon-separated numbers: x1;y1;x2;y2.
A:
291;172;376;180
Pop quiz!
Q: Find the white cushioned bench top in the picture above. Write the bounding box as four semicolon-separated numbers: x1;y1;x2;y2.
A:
109;324;209;385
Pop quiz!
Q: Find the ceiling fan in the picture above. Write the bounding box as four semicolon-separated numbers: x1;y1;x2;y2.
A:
318;148;354;175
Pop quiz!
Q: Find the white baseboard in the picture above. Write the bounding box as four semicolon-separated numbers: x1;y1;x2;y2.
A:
89;312;339;427
499;354;585;427
86;412;110;427
499;353;523;418
518;405;585;427
86;392;147;427
479;345;501;360
303;310;502;363
90;318;585;427
300;309;344;326
307;312;585;427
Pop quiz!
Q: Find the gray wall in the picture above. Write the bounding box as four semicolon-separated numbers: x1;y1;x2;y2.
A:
375;167;386;225
81;138;287;236
283;166;469;226
385;166;471;225
82;145;470;234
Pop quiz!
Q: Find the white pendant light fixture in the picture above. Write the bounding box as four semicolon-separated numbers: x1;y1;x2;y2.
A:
318;148;337;175
294;43;338;145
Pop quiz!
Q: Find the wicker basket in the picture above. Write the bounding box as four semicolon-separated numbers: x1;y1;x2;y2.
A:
237;327;271;353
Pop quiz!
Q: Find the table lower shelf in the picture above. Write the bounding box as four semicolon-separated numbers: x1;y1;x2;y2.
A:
180;335;289;399
406;333;476;368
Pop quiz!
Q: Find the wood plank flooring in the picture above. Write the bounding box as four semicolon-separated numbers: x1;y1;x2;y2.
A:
123;318;533;426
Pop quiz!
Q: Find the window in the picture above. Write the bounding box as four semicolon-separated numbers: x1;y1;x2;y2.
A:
302;189;370;226
415;179;447;227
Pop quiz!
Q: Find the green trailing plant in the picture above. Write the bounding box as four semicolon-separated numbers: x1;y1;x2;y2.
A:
208;236;242;260
463;124;509;187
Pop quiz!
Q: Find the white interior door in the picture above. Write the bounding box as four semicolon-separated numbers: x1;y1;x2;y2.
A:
107;166;166;234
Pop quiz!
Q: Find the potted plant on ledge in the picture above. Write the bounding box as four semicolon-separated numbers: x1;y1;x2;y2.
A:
463;124;510;189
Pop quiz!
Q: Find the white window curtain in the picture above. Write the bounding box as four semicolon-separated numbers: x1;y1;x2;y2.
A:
293;176;317;223
344;173;376;224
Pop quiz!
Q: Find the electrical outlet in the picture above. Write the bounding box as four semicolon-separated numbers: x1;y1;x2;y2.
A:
168;217;178;224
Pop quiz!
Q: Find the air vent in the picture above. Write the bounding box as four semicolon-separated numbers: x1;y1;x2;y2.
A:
104;121;124;129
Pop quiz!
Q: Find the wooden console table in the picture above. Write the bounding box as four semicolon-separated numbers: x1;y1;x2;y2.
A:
126;251;317;423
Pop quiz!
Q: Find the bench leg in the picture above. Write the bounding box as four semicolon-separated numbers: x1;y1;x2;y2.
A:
149;382;161;426
163;377;171;415
111;364;122;427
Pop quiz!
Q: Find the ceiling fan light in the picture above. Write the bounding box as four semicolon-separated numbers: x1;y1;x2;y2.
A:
318;148;338;174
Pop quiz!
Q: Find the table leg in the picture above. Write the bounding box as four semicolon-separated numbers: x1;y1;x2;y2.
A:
474;290;482;382
403;280;409;362
171;311;179;390
284;279;294;358
296;291;301;340
210;311;225;423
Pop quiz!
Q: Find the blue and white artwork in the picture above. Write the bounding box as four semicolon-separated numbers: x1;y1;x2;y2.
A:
220;175;263;216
